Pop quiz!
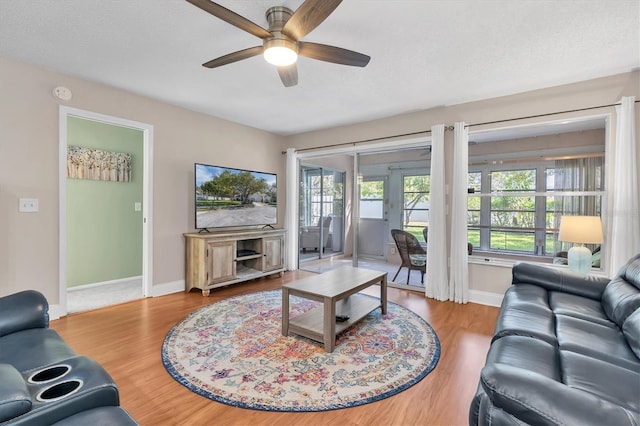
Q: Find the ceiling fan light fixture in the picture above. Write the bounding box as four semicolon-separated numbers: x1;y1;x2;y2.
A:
263;38;298;66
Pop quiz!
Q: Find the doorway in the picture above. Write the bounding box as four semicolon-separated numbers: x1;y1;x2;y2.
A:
58;107;153;315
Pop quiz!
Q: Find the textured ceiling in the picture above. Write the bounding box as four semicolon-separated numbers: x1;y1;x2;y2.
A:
0;0;638;135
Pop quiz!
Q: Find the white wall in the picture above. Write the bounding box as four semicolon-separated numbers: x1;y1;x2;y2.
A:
0;56;286;303
286;71;640;297
1;53;637;304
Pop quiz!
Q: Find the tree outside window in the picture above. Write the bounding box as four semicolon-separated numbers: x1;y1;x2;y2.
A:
403;175;430;240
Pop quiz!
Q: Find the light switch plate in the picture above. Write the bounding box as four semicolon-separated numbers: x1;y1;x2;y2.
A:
19;198;39;212
134;202;142;212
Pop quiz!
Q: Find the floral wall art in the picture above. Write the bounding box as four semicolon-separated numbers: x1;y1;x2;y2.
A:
67;145;132;182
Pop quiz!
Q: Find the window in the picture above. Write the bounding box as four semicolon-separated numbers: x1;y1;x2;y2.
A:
300;167;344;226
467;156;604;258
467;172;481;248
402;175;430;238
545;156;603;255
359;180;384;219
489;169;537;251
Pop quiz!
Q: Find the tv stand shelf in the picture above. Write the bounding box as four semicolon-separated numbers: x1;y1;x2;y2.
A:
184;229;286;296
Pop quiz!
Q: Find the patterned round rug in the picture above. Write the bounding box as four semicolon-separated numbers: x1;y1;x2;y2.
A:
162;290;440;411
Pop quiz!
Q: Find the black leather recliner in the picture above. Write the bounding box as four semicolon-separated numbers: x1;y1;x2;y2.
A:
470;253;640;426
0;290;138;425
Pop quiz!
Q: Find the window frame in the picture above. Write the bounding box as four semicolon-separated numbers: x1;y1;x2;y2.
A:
468;159;604;259
401;173;431;237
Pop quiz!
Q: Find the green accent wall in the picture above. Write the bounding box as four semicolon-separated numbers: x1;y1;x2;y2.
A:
67;116;143;288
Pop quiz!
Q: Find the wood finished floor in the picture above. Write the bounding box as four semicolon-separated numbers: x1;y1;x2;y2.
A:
51;270;499;426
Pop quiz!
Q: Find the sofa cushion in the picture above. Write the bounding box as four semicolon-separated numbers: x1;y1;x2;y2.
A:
485;335;561;380
0;364;31;422
602;276;640;328
0;329;76;372
561;350;640;413
501;283;549;309
493;286;556;345
555;314;640;371
549;291;612;327
623;309;640;359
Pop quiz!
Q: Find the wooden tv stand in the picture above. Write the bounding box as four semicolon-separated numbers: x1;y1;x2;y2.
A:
184;229;286;296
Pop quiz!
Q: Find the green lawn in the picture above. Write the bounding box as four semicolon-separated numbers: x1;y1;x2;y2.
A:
404;226;556;254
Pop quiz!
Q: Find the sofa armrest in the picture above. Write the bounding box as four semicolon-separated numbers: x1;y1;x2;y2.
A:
481;364;638;426
0;290;49;338
512;262;609;300
0;364;32;422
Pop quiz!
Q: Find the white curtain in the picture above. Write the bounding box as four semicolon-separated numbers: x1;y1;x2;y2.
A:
610;96;640;274
449;122;469;303
426;124;449;300
284;148;299;270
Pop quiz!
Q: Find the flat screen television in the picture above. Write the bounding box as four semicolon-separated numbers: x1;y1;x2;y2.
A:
195;163;277;230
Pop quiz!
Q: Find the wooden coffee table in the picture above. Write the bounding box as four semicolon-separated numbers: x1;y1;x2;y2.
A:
282;266;387;352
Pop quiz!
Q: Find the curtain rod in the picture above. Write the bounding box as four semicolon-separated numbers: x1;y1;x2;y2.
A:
283;99;638;155
286;128;439;155
466;100;638;128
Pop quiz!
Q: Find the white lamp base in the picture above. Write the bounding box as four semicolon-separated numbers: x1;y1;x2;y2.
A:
567;245;592;275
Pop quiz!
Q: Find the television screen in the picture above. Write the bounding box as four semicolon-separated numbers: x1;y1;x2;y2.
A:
195;163;277;230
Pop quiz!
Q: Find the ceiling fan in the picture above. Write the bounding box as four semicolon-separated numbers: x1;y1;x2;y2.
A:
186;0;371;87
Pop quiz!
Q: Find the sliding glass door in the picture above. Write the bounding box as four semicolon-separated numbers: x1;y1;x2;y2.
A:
299;165;345;263
357;176;388;258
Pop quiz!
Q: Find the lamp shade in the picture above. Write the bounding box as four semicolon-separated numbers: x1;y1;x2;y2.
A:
558;215;603;244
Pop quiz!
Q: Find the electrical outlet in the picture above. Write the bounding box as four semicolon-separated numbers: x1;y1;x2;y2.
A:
19;198;39;213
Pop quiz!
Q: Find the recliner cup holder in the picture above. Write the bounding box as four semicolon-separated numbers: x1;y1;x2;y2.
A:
36;379;83;402
28;364;72;383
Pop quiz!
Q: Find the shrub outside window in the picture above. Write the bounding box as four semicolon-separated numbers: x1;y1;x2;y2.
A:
467;156;603;259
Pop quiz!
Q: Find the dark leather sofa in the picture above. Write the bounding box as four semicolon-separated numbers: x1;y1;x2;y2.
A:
470;253;640;426
0;290;137;425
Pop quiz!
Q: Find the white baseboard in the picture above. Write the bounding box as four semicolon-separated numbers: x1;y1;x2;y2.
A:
49;304;63;321
151;280;185;297
469;290;504;307
67;276;143;292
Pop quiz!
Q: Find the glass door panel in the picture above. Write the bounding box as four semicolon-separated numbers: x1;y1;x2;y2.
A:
299;165;345;263
357;177;387;258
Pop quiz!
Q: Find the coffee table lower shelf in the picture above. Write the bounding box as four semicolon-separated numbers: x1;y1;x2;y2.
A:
282;266;387;352
287;295;381;343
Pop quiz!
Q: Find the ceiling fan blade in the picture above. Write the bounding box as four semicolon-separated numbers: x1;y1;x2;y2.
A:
202;46;263;68
298;42;370;67
186;0;271;39
282;0;342;40
277;64;298;87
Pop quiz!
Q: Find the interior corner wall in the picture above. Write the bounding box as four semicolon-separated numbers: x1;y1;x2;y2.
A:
66;116;143;288
285;71;640;297
0;55;287;304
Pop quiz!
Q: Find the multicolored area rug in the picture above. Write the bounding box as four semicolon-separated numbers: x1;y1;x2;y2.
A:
162;290;440;411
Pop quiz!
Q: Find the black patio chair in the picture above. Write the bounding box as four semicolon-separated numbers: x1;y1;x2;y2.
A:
391;229;426;284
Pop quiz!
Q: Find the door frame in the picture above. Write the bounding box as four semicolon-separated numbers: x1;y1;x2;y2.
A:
58;106;154;316
357;175;389;259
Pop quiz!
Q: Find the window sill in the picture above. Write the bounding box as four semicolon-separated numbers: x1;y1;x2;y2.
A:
469;250;553;264
468;253;607;277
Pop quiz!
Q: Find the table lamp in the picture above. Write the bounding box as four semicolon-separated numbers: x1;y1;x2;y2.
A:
558;215;603;274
